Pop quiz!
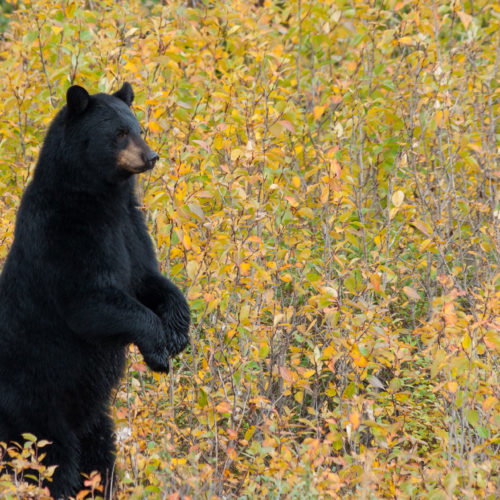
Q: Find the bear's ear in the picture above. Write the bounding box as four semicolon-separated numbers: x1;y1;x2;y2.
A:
113;82;134;107
66;85;90;115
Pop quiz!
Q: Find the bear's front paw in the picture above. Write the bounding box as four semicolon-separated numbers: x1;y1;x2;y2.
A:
158;297;190;358
141;346;169;373
167;322;190;357
138;319;170;373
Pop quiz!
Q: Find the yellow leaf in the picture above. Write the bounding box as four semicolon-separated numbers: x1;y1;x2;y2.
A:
330;159;342;177
392;190;404;207
273;313;284;327
412;219;431;236
291;176;301;189
321;286;338;298
266;261;277;271
227;25;241;35
468;143;482;154
398;36;414;45
183;233;191;250
147;121;162;133
484;330;500;350
351;344;368;368
230;149;242;161
461;333;471;350
457;11;472;29
65;1;76;18
320;185;329;204
298;207;314;219
239;304;250;323
188;202;204;220
447;381;458;393
269;122;284;137
389;207;399;219
213;135;224;149
313;105;326;120
255;343;267;360
323;344;336;359
244;426;255;441
123;61;137;73
186;260;198;280
435;110;444;127
420;238;434;252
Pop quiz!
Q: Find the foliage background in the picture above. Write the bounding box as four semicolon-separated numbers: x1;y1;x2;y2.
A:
0;0;498;498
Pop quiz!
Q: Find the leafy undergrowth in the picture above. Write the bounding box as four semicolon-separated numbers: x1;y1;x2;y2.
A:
0;0;498;498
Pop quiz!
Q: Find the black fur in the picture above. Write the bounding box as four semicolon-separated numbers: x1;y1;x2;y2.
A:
113;82;134;107
0;83;190;498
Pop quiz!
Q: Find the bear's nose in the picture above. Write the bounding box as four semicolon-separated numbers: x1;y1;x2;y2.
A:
149;152;159;166
144;151;159;169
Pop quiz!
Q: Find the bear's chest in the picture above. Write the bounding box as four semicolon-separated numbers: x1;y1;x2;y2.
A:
107;212;147;290
98;215;136;289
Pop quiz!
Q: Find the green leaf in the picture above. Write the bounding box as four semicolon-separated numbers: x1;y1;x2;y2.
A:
466;409;479;427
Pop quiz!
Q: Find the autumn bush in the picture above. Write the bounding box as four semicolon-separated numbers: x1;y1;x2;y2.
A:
0;0;498;498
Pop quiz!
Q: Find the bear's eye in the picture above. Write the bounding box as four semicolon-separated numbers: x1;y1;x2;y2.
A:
116;129;128;139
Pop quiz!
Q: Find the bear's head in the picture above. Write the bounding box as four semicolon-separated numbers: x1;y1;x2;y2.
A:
57;83;159;181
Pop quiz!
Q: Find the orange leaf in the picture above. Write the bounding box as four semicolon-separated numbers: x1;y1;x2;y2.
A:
279;120;296;133
370;273;381;292
482;396;497;412
403;286;420;301
349;411;361;430
443;302;457;325
84;472;102;490
130;362;147;373
280;366;296;384
215;401;232;413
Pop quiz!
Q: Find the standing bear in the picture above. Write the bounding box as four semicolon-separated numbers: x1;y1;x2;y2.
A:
0;83;190;498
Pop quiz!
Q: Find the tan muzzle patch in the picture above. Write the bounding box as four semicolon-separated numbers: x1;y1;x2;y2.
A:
117;138;145;173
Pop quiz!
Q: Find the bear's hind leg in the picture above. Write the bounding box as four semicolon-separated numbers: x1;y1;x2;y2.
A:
43;433;81;499
79;413;116;499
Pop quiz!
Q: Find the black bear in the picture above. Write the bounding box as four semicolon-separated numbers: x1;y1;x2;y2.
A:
0;83;190;498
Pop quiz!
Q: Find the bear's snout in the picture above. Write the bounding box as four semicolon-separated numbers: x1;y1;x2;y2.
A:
117;135;159;174
143;150;159;170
